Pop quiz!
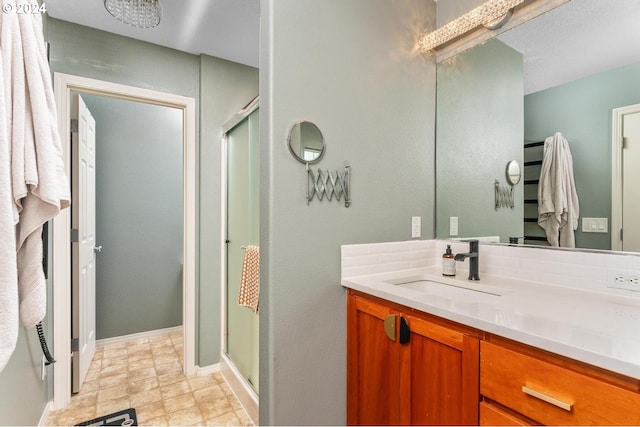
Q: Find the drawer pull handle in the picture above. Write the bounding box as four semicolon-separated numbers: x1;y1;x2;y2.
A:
522;386;573;412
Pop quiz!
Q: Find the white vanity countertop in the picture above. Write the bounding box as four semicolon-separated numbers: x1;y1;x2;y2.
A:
342;266;640;379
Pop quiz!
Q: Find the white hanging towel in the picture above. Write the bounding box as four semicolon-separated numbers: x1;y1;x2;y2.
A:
0;0;70;373
537;132;579;247
0;10;19;375
238;245;260;313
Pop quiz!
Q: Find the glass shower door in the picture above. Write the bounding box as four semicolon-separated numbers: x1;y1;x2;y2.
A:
225;108;259;392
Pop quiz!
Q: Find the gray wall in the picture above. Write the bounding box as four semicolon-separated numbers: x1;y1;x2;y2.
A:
0;323;49;425
81;94;183;339
259;1;436;424
48;20;200;98
436;39;524;242
524;62;640;249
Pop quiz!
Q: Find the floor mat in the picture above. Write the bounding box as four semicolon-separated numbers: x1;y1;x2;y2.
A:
75;408;137;426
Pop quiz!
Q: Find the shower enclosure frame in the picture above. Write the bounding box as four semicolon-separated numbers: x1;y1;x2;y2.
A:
219;96;260;424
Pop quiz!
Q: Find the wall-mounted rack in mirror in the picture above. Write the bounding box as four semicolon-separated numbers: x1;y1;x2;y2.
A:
495;160;520;210
495;180;515;210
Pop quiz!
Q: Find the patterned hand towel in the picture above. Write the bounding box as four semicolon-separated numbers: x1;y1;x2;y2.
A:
238;245;259;313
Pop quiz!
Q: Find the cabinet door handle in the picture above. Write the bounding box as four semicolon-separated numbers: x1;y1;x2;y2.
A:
384;315;396;342
522;386;573;412
399;317;410;344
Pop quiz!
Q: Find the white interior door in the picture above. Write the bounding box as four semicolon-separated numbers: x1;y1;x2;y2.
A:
622;112;640;252
71;94;97;393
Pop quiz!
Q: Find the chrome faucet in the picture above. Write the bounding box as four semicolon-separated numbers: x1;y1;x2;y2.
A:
454;240;480;281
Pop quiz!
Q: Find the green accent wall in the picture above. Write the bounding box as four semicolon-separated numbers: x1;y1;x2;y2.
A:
524;62;640;249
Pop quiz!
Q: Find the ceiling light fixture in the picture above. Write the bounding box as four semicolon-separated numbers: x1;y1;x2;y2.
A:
418;0;525;53
104;0;162;29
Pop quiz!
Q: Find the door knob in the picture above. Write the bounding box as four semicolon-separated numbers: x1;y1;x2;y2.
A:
93;246;103;253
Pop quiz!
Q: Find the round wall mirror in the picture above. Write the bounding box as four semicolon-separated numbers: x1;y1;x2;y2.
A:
287;121;325;164
506;160;521;185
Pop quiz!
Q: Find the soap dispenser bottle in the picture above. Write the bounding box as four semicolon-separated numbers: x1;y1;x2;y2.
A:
442;244;455;277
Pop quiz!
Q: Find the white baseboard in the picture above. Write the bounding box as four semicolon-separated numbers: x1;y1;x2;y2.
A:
38;400;54;426
96;326;182;347
196;363;221;376
219;353;259;425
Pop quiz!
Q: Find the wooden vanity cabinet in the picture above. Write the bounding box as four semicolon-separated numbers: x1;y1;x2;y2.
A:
347;290;640;426
347;290;480;425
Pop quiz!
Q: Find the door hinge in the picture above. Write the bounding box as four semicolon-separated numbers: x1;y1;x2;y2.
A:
71;338;79;353
71;228;79;243
70;119;79;133
621;228;624;241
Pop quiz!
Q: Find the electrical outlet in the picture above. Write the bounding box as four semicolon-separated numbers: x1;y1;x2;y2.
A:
607;268;640;291
582;218;608;233
411;216;421;238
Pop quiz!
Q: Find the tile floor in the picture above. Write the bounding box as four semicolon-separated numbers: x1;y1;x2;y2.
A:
45;331;254;426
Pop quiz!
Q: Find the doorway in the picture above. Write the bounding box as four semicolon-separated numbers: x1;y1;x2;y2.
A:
612;103;640;251
70;92;185;393
52;73;196;410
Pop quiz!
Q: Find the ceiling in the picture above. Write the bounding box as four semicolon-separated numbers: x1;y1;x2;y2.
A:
45;0;261;68
498;0;640;94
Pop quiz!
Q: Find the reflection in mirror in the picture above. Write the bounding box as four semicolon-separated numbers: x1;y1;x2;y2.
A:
287;121;325;164
436;0;640;255
506;160;521;185
436;38;523;244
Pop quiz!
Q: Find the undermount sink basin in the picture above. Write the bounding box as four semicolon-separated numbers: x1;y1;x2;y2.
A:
384;275;502;301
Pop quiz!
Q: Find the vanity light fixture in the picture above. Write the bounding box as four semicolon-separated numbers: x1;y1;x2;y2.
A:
104;0;162;29
418;0;525;53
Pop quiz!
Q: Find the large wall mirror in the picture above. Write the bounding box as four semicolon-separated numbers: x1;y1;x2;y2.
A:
436;0;640;254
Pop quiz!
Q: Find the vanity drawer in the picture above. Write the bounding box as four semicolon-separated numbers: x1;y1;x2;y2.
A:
479;401;534;426
480;341;640;425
